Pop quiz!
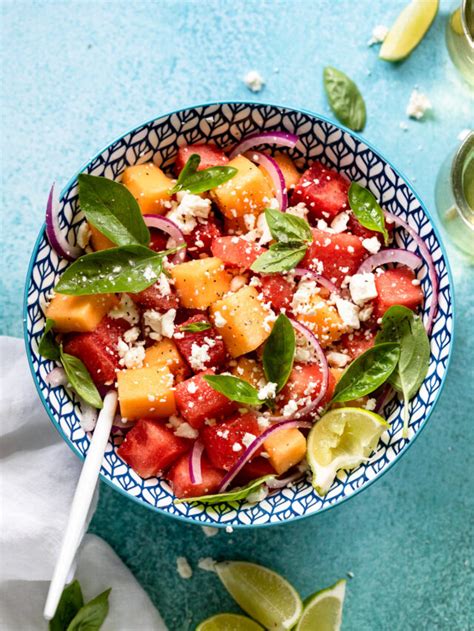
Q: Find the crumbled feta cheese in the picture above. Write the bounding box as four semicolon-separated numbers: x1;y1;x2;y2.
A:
294;336;314;363
176;556;192;579
406;90;431;120
335;298;360;329
225;526;234;534
257;382;278;400
257;415;271;429
174;422;199;439
77;222;91;249
242;432;257;448
117;337;145;369
291;280;319;315
187;381;198;394
202;526;218;537
189;342;211;371
399;121;409;131
198;557;217;572
281;399;299;417
359;304;374;322
368;24;389;46
143;308;176;341
361;236;382;254
243;213;256;231
230;275;247;292
123;326;140;344
287;203;309;220
349;273;378;306
244;70;265;92
364;398;377;411
156;273;172;296
109;294;139;325
232;442;242;452
458;129;471;142
143;266;157;282
330;212;350;233
212;310;228;328
166;193;211;234
327;351;350;368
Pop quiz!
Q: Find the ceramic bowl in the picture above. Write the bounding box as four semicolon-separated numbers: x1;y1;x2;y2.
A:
24;102;454;528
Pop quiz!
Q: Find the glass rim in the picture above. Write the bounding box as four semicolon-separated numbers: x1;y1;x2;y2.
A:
462;0;474;48
451;130;474;228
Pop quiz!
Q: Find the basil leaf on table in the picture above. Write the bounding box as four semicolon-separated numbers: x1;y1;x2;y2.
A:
38;317;60;360
348;182;389;244
55;245;176;295
175;475;275;505
323;66;367;132
170;153;237;194
66;588;111;631
60;347;103;409
203;374;263;406
331;342;400;403
251;242;308;273
375;305;430;437
263;313;295;392
265;208;313;244
78;174;150;247
49;580;84;631
180;321;212;333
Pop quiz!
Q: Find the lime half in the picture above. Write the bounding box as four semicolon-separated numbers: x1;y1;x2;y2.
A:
296;579;346;631
196;613;264;631
380;0;439;61
307;407;389;496
215;561;303;630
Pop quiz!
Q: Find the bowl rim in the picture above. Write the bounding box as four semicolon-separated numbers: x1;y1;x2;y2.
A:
23;99;456;529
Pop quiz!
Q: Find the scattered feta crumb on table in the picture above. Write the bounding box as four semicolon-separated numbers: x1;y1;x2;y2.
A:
176;556;193;579
198;557;217;572
201;526;218;537
368;24;388;46
244;70;265;93
406;90;431;120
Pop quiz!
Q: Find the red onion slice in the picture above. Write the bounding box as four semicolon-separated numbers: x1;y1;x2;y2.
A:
229;131;299;159
45;184;82;261
293;268;340;295
266;470;303;489
189;440;204;485
385;212;438;333
219;419;312;492
45;367;68;387
143;214;187;264
374;385;392;415
357;248;422;274
245;151;288;211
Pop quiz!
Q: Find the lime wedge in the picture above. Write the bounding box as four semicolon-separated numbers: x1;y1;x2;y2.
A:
296;579;346;631
215;561;303;630
196;613;264;630
379;0;439;61
307;407;389;496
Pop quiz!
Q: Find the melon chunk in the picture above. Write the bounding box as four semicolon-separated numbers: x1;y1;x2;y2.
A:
46;293;118;333
210;285;273;357
211;155;273;219
121;162;174;215
274;153;301;191
170;257;232;309
230;357;265;388
296;294;345;346
89;223;114;251
264;428;307;474
117;365;176;420
143;339;189;379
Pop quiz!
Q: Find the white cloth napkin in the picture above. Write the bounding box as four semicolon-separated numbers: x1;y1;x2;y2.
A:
0;336;167;630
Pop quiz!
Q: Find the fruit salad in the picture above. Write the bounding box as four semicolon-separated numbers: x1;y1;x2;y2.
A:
39;131;436;502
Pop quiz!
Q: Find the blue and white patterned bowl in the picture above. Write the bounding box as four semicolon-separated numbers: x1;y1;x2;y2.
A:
24;102;454;528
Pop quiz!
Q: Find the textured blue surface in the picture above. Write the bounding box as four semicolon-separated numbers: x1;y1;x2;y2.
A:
2;1;473;630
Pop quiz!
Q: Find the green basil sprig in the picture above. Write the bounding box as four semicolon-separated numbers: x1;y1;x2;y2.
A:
375;305;430;437
49;580;111;631
251;209;313;273
78;174;150;247
203;374;264;406
323;66;367;132
175;475;275;505
60;346;103;409
38;317;60;360
180;321;212;333
348;182;389;244
331;342;400;403
262;313;295;392
170;153;237;195
55;244;178;295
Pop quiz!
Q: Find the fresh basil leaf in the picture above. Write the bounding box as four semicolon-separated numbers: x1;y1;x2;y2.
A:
331;342;400;403
78;174;150;247
60;347;103;409
38;317;60;360
55;245;176;295
66;588;111;631
263;314;295;392
265;208;313;244
175;475;275;505
170;153;237;195
251;242;308;273
203;374;262;406
180;321;212;333
348;182;389;244
375;305;430;437
49;580;84;631
323;66;367;132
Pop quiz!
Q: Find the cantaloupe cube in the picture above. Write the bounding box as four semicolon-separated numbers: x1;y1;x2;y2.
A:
121;162;174;215
264;428;306;474
273;153;301;191
89;223;114;251
117;365;176;420
144;339;188;376
230;357;265;388
46;293;118;333
210;285;272;357
296;294;344;347
211;155;273;219
170;257;232;309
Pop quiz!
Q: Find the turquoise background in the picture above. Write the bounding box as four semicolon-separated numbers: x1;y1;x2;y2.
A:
2;1;473;629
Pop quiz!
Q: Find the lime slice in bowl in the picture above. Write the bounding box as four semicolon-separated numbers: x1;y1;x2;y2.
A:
307;407;389;496
379;0;439;61
196;613;264;630
215;561;303;630
296;579;346;631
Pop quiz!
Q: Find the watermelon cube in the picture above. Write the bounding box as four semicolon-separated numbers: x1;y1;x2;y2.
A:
175;143;229;176
374;267;424;318
202;412;262;471
175;371;237;429
234;457;276;486
259;274;295;312
277;363;336;415
117;419;189;478
184;216;222;259
168;453;225;498
128;283;179;312
148;229;169;253
211;236;265;270
291;161;349;221
347;214;394;242
339;328;376;359
174;315;227;372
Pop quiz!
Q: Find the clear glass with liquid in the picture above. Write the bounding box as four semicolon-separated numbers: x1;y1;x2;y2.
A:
446;0;474;84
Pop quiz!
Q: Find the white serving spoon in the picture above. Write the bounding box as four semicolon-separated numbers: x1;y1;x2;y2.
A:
43;390;118;620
